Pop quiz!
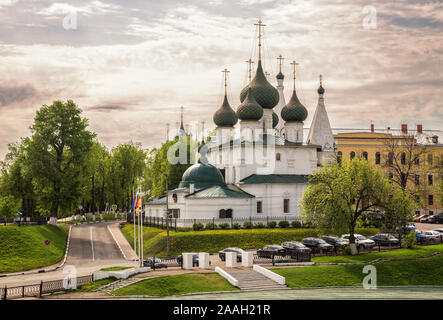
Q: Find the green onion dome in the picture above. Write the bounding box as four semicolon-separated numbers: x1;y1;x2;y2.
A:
239;61;279;109
317;85;325;95
272;111;279;128
213;95;238;127
178;161;225;189
276;72;284;80
281;90;308;122
236;87;264;121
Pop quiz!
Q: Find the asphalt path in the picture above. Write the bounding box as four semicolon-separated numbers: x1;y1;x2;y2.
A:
0;222;134;287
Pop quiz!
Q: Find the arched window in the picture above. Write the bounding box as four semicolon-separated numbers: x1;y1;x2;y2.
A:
337;151;342;164
388;152;394;165
362;152;368;161
401;152;406;165
226;209;233;219
350;151;355;160
375;152;381;165
276;153;281;161
219;209;226;218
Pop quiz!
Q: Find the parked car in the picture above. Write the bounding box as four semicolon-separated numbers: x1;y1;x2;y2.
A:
413;229;434;244
219;247;245;262
428;214;443;224
413;214;429;222
340;234;375;249
370;233;400;246
431;228;443;234
420;215;433;223
423;231;442;243
143;257;168;269
301;238;335;253
176;253;211;267
321;236;349;249
256;245;286;258
281;241;312;256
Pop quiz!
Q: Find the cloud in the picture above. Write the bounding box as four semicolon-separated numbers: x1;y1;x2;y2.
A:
0;84;36;106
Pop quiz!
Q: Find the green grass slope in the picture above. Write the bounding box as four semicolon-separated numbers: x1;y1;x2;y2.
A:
274;254;443;287
120;224;378;257
0;225;68;274
112;273;239;296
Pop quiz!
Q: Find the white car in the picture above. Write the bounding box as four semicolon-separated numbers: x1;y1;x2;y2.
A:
340;234;375;249
431;228;443;234
423;231;442;243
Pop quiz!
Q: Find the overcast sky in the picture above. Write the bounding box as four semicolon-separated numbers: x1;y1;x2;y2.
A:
0;0;442;158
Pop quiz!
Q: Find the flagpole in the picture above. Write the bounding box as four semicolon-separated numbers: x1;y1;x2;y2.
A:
133;185;137;267
138;185;142;267
141;186;144;266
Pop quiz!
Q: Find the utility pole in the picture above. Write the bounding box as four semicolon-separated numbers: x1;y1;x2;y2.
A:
165;174;170;257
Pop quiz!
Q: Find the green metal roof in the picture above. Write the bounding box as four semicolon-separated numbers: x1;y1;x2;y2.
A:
146;196;166;205
179;162;225;189
185;184;254;199
213;95;238;127
236;87;263;121
240;174;310;184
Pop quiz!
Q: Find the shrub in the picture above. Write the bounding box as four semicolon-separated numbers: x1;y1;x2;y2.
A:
279;221;290;228
291;221;302;228
303;221;313;228
340;244;352;256
401;230;417;249
219;223;230;230
205;222;217;230
243;221;253;229
256;222;265;228
267;221;277;228
192;223;204;231
232;223;240;229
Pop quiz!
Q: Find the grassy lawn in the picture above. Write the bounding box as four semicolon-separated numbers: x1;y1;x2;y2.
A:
312;244;443;263
121;224;378;257
0;224;68;274
76;277;117;292
112;273;239;296
100;266;133;271
273;254;443;287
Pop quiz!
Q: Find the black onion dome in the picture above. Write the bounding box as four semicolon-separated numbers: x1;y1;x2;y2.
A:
281;90;308;122
276;72;284;80
272;111;279;128
213;95;238;127
239;61;279;109
317;85;325;95
236;87;263;121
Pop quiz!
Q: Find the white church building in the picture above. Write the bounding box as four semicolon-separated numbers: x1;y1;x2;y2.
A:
145;21;335;226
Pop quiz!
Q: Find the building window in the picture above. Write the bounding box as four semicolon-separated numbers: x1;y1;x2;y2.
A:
428;154;433;165
337;151;342;164
362;152;368;161
388;152;394;165
350;151;355;160
375;152;381;165
283;199;290;213
226;209;233;218
401;152;406;165
429;211;434;215
257;201;262;214
172;194;178;203
168;209;180;218
414;156;420;165
428;174;433;186
428;195;434;206
415;174;420;186
276;153;281;161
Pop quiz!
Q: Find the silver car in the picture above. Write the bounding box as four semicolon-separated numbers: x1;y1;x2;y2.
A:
341;234;375;249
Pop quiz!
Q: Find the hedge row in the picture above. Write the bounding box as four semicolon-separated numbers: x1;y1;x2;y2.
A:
120;225;378;257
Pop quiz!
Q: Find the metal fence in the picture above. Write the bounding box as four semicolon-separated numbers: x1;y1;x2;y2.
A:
145;256;183;270
253;252;311;265
0;217;48;226
1;275;93;300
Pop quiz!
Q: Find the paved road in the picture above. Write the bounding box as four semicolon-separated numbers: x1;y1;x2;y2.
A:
150;287;443;300
0;222;134;287
414;222;443;231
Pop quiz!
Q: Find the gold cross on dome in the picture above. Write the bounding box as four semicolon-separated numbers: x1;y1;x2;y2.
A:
221;68;230;96
245;58;254;87
254;20;266;61
277;55;284;73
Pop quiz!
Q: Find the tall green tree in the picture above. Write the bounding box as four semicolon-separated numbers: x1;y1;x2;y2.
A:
26;100;95;218
301;158;413;254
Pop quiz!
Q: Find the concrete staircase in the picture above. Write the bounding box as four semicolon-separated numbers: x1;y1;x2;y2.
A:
95;277;144;294
228;271;288;291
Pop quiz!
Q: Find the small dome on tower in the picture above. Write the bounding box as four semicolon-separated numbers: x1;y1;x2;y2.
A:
276;72;284;80
281;90;308;122
213;95;238;127
317;85;325;95
272;111;279;128
239;61;279;109
236;87;264;121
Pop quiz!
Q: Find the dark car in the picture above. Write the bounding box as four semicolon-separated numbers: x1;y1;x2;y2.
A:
321;236;349;249
281;241;311;258
257;245;286;258
177;253;211;267
219;248;245;262
301;238;335;253
428;214;443;224
370;233;400;246
143;257;168;269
